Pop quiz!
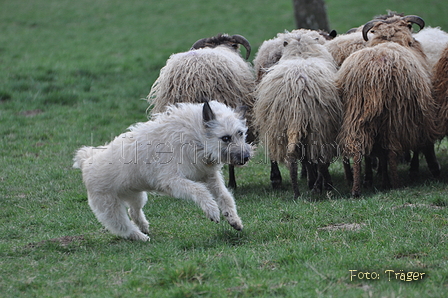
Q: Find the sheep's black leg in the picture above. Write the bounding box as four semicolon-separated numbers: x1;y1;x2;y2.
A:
228;165;237;189
379;149;391;189
270;160;282;189
389;150;400;189
422;143;440;178
300;161;307;179
320;163;333;191
409;150;420;179
312;170;323;194
343;156;353;183
312;163;332;194
305;162;317;190
364;156;373;187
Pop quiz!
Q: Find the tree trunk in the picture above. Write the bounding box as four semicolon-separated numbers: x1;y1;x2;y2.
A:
292;0;330;31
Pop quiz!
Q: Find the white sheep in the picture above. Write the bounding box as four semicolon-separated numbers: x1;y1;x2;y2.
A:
148;34;255;115
253;31;342;198
147;34;256;189
414;26;448;70
253;28;335;188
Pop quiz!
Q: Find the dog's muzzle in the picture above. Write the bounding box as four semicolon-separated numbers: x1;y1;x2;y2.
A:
230;144;252;166
239;153;251;165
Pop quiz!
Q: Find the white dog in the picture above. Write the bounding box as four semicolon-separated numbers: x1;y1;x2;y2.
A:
73;101;251;241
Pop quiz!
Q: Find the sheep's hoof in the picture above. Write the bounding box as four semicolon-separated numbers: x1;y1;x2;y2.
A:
429;162;441;178
352;190;361;198
311;187;322;194
324;182;333;191
382;181;392;190
363;179;373;187
293;190;301;199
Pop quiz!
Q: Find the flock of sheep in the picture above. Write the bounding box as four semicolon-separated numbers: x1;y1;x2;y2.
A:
147;11;448;198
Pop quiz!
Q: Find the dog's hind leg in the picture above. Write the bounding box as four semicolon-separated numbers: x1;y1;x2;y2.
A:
206;172;243;231
88;191;150;241
125;192;150;235
166;179;221;223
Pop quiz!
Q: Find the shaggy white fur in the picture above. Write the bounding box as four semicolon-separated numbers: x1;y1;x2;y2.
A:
254;34;342;164
148;46;255;115
73;101;251;241
253;32;342;198
253;29;329;81
414;26;448;70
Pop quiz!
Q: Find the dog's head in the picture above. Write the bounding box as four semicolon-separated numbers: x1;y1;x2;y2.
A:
202;100;252;166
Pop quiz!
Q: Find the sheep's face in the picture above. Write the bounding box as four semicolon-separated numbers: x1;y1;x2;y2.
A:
367;20;416;47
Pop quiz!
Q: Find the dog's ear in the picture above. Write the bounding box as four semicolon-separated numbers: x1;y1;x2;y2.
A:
202;101;216;124
235;105;248;120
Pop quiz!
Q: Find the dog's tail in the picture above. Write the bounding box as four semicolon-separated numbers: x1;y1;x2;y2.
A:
73;146;94;169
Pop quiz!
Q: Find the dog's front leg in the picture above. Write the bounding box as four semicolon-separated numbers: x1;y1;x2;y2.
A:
206;172;243;231
167;178;220;223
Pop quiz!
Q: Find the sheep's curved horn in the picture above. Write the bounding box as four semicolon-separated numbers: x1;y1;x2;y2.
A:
190;38;207;50
346;27;358;34
232;34;251;60
401;15;425;30
362;20;380;41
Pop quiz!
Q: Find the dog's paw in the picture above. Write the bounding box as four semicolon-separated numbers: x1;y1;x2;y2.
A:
128;208;150;234
127;230;150;242
229;219;243;231
136;221;150;234
202;200;220;223
223;211;243;231
207;208;221;223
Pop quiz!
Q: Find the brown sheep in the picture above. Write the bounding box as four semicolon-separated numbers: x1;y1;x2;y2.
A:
337;15;441;197
434;46;448;136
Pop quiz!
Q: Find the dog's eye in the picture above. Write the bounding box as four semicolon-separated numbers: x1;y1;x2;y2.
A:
221;135;232;143
238;131;244;137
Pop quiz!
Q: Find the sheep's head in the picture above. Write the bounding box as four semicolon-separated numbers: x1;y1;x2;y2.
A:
318;29;337;40
362;15;425;46
281;32;327;59
190;33;251;60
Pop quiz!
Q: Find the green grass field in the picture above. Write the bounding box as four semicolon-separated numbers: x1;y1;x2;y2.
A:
1;0;447;297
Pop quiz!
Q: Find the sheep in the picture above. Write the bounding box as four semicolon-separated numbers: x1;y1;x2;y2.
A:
400;27;448;178
368;15;443;180
336;15;441;197
148;33;254;114
325;31;368;67
325;12;408;68
147;33;256;189
252;28;336;189
414;27;448;71
253;30;342;198
433;45;448;136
